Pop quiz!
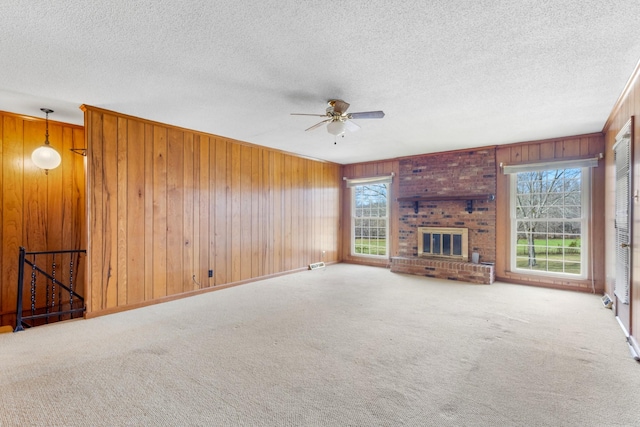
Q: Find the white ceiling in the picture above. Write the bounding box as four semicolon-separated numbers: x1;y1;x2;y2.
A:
2;1;640;164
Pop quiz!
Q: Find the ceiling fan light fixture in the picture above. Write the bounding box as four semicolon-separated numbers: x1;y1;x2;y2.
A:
327;120;346;136
31;108;61;174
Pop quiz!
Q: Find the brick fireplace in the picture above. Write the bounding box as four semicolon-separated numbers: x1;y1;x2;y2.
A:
390;149;497;284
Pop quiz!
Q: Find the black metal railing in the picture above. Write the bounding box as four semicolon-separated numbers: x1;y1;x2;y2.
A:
15;247;86;332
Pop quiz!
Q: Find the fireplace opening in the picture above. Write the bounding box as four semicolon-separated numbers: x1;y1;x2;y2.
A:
418;227;468;261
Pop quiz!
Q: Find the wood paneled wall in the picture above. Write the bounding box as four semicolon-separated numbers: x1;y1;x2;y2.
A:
495;133;605;292
83;106;342;317
602;61;640;347
0;110;86;326
342;160;400;267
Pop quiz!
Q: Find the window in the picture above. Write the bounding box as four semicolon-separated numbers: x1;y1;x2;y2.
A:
510;167;589;278
352;183;389;257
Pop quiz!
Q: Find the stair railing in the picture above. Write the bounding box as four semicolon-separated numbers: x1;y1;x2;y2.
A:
15;247;86;332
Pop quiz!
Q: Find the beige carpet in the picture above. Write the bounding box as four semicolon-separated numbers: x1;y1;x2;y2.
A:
1;264;639;426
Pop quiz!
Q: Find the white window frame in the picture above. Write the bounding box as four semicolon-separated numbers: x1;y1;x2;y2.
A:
349;180;390;258
509;167;590;279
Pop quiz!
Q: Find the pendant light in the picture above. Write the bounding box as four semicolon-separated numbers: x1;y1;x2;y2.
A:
31;108;61;174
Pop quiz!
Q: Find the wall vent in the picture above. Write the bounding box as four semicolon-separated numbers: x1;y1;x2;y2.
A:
309;262;326;270
601;294;613;309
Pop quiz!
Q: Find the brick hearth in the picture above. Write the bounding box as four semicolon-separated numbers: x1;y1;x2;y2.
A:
390;257;494;285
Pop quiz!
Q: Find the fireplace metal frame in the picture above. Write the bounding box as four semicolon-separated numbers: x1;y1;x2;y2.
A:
417;227;469;261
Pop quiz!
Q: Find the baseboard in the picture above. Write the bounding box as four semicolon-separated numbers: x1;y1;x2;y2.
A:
614;316;640;361
85;262;341;319
628;335;640;361
616;316;630;338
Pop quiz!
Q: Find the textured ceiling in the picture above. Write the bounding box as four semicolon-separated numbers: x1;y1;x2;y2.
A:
2;1;640;164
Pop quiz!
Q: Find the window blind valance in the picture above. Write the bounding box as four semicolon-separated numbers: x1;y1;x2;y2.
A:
500;156;601;174
343;173;394;188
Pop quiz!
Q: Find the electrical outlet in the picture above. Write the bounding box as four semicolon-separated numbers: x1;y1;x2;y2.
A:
208;270;213;278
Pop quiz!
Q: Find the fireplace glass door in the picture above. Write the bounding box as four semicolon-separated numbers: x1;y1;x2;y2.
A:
418;227;468;261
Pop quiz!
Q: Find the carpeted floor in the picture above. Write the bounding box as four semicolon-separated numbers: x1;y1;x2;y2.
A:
1;264;639;426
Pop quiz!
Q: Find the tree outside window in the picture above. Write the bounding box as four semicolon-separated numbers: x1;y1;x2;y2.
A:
512;167;587;276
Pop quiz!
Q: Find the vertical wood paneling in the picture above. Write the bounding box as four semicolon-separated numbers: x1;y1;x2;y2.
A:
290;156;300;269
183;133;194;291
0;116;4;316
23;120;46;252
263;151;274;275
152;125;167;299
61;127;74;253
229;143;241;282
29;120;53;312
199;135;211;286
240;145;252;281
89;111;104;312
283;155;292;272
191;135;201;287
562;139;580;157
251;147;261;277
511;145;523;163
1;116;23;322
302;159;311;264
273;152;283;273
213;137;225;285
47;124;64;259
527;144;540;162
73;128;86;293
102;114;118;309
540;141;555;160
116;117;128;306
143;124;154;300
166;128;184;295
83;106;342;317
0;111;85;325
126;120;145;304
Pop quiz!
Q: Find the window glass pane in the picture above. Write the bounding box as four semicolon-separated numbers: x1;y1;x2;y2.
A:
432;234;441;254
453;234;462;255
442;234;451;255
512;167;585;276
352;183;389;257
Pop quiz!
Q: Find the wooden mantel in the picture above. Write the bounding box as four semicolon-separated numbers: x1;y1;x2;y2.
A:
396;194;495;214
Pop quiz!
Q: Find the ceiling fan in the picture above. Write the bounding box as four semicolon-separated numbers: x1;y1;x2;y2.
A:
291;99;385;136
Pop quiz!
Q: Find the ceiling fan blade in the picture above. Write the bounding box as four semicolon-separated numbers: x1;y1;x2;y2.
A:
348;111;385;119
345;120;361;132
331;100;350;115
305;119;331;131
291;113;329;117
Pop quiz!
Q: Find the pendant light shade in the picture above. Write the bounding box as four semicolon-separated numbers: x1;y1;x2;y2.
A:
327;120;346;136
31;108;61;174
32;145;62;170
